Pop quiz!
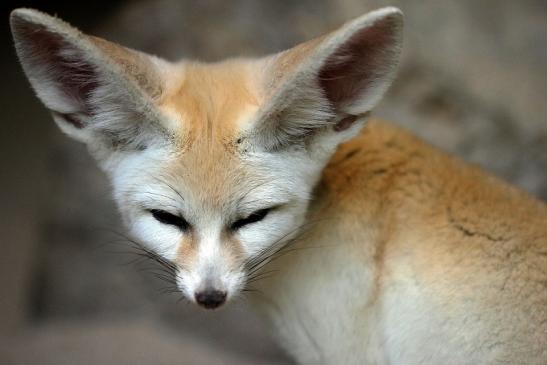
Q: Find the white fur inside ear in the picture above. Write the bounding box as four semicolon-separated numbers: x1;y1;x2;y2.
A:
51;111;91;142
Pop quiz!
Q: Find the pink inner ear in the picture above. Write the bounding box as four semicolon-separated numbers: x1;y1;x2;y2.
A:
14;21;100;116
318;16;399;110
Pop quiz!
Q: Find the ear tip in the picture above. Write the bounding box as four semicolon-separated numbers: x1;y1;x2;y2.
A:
365;7;405;43
10;9;41;44
10;8;47;27
10;8;75;37
352;7;403;33
369;6;404;26
373;6;404;18
342;7;403;41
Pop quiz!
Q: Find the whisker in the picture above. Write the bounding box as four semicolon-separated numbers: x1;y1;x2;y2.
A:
242;217;337;293
100;229;182;300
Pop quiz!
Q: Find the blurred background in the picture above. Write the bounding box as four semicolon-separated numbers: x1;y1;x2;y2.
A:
1;0;545;364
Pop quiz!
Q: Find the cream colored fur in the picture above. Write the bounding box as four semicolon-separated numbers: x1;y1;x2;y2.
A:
11;7;547;365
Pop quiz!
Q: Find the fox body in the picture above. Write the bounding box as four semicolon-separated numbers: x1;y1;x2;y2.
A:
11;7;547;365
255;121;547;364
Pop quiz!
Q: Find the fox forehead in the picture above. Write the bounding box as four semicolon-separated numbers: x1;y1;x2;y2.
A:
160;60;262;147
146;60;268;208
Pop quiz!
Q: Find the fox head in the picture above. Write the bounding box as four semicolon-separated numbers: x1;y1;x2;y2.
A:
11;7;402;309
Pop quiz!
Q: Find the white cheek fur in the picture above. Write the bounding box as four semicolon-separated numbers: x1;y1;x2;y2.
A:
129;213;183;261
237;209;305;257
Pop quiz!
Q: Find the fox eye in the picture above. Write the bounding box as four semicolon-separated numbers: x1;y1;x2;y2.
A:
149;209;190;231
231;208;271;231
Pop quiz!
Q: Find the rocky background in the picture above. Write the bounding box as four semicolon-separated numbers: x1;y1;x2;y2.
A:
1;0;545;364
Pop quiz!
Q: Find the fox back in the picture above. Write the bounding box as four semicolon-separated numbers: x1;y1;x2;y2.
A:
11;7;547;365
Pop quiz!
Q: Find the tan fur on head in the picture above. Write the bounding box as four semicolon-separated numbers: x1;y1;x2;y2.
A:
160;61;260;151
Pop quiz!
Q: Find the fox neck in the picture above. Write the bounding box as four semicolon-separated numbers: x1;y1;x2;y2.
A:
248;165;380;362
244;122;401;363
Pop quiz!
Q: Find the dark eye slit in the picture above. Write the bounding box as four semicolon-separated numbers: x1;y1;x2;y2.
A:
231;208;272;231
149;209;190;231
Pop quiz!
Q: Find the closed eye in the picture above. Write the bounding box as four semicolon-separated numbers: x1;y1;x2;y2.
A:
231;208;271;231
149;209;190;231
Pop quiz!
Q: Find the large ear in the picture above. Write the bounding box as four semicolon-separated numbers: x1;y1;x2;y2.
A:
10;8;173;152
252;7;403;150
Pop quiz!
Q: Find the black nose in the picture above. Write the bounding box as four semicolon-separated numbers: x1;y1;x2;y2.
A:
195;290;227;309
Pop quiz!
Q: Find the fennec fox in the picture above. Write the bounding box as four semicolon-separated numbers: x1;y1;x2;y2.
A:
10;6;547;365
